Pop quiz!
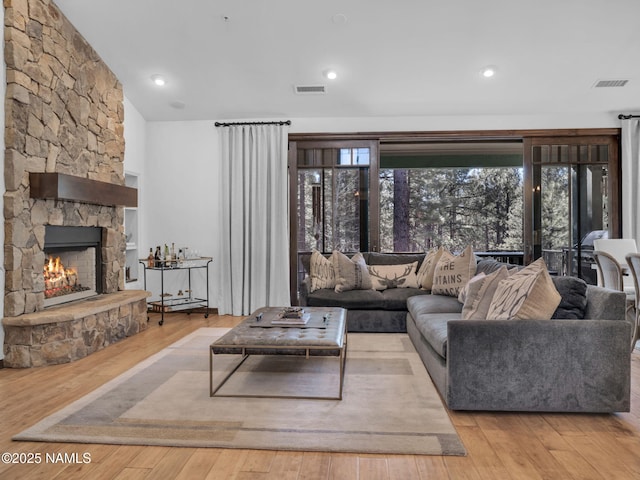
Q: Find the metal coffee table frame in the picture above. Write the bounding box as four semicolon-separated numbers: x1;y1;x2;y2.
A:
210;308;347;400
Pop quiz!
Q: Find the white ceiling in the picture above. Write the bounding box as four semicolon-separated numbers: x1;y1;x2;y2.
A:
54;0;640;122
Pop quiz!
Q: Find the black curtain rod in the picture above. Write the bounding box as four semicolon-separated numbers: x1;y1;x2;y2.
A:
215;120;291;127
618;114;640;119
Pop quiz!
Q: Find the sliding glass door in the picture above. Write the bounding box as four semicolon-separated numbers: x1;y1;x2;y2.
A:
524;136;620;283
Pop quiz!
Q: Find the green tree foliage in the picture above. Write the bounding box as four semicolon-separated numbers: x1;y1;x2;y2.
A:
380;167;524;253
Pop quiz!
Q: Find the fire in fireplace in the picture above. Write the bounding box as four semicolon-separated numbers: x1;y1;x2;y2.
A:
43;255;91;300
43;226;103;307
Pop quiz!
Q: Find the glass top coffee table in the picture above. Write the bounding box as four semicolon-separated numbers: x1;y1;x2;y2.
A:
210;306;347;400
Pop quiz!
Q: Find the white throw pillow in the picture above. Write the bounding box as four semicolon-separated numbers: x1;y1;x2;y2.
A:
309;249;335;292
486;258;561;320
461;266;511;320
416;247;444;290
368;262;419;290
458;272;486;303
431;246;477;297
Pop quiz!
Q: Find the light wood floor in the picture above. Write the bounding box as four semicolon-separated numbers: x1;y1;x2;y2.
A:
1;312;639;480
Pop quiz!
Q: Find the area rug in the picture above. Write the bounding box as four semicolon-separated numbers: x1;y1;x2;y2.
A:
14;328;466;456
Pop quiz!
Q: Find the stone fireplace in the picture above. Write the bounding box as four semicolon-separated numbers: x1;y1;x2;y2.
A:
2;0;149;367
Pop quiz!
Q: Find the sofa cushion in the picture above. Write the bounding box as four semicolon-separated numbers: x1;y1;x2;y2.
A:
368;262;419;290
551;276;588;319
407;294;463;317
413;313;461;359
305;288;385;309
432;246;477;297
333;251;373;292
486;258;561;320
381;288;430;310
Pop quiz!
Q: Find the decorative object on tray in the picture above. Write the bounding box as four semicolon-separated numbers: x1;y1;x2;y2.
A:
280;307;304;318
272;307;309;325
248;308;326;328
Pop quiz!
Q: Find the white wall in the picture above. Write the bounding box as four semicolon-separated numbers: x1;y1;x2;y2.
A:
145;121;220;307
287;112;621;134
123;96;147;289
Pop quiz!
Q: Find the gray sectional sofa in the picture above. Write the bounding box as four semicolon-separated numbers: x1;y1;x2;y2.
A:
299;252;631;412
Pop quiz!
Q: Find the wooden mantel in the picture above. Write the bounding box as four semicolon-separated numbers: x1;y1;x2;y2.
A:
29;173;137;207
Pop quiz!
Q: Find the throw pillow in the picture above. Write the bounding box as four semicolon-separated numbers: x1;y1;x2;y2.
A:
486;258;561;320
333;251;373;293
368;262;419;290
431;246;477;297
416;247;444;290
309;249;335;292
461;266;511;320
551;276;588;319
457;272;486;303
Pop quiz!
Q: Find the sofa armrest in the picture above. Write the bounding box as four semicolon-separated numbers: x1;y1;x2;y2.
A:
446;319;631;412
585;285;627;321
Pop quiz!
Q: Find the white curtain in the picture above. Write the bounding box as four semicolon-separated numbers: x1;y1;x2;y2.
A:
621;118;640;245
217;123;291;316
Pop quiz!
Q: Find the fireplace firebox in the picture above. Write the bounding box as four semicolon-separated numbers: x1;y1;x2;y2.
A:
43;226;103;307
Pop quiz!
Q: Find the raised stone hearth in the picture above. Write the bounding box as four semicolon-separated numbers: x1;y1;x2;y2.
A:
2;291;149;368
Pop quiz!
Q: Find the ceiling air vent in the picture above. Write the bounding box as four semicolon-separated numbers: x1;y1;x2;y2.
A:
294;85;327;94
593;79;629;88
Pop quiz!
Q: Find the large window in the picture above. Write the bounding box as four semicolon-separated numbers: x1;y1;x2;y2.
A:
378;141;524;254
379;167;524;253
293;143;377;254
289;131;620;304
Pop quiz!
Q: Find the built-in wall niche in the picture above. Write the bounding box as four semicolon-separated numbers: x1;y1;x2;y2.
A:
124;172;141;287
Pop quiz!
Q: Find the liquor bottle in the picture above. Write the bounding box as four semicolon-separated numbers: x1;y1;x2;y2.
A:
164;244;171;266
154;246;161;268
147;248;154;268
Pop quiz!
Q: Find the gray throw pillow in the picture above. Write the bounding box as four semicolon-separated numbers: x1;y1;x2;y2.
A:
333;251;373;293
551;276;588;319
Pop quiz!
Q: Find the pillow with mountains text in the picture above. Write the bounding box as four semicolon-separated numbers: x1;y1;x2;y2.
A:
431;246;477;297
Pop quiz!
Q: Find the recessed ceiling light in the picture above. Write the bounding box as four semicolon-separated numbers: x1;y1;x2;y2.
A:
332;13;348;25
480;66;497;78
324;69;338;80
151;74;167;86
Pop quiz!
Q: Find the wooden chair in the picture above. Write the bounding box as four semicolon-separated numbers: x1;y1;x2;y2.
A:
626;253;640;351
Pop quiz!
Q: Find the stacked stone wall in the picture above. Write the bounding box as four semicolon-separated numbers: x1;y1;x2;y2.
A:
3;0;126;317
